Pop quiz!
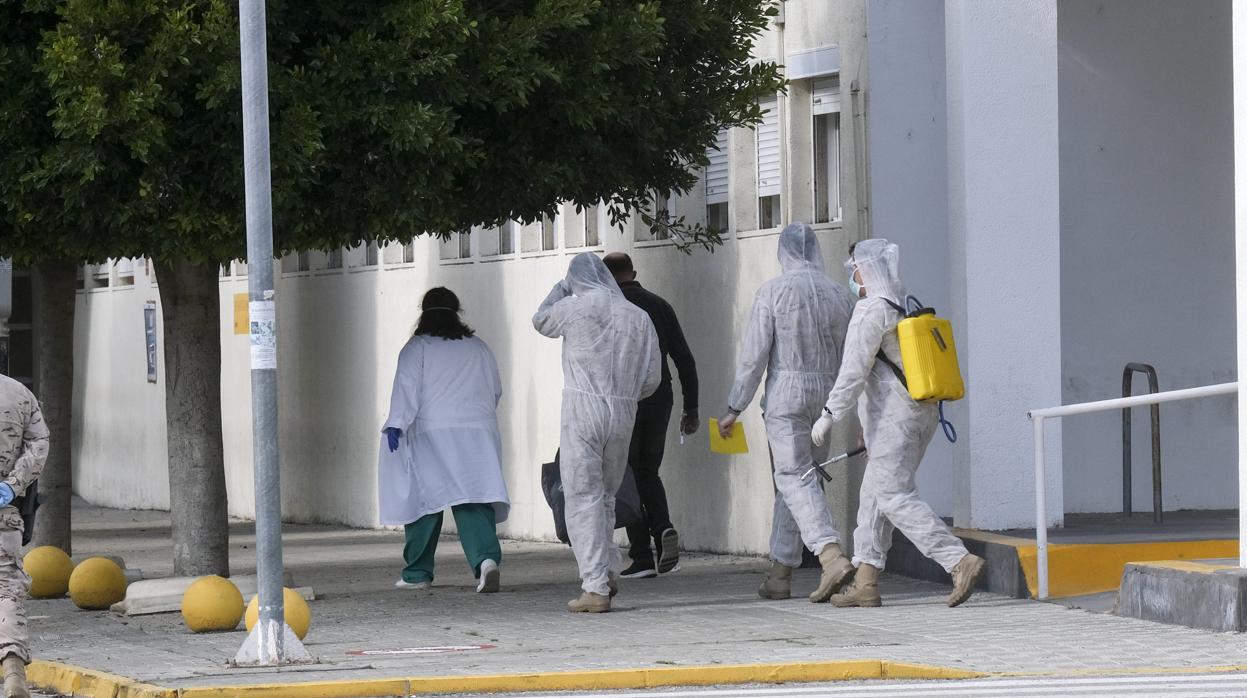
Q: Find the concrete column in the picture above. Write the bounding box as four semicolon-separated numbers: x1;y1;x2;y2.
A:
945;0;1063;530
1233;0;1247;566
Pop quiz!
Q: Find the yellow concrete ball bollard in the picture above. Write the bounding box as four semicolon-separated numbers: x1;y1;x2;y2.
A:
23;546;74;599
181;576;244;633
244;588;311;640
68;557;128;610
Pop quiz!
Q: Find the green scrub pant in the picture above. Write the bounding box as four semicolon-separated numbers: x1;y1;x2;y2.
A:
402;503;501;583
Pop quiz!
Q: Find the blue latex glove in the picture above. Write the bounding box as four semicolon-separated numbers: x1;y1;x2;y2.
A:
384;428;402;453
0;483;15;508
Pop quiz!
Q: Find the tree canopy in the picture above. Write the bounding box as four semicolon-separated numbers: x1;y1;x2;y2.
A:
1;0;784;264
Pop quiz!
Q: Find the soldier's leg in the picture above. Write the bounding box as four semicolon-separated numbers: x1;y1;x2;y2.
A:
0;525;30;698
0;527;30;664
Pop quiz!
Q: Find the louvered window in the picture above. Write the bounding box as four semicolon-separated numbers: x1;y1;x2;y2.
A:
756;95;781;198
705;130;729;205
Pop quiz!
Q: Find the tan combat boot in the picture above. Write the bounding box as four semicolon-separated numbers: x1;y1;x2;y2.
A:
808;544;855;603
947;553;985;607
3;654;28;698
567;591;611;613
830;563;882;607
757;561;793;600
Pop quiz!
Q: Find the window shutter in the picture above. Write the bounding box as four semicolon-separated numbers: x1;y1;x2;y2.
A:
705;130;730;205
756;95;781;198
812;76;841;115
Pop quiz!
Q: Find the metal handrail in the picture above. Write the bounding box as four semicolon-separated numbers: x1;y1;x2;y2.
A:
1122;363;1162;523
1027;381;1238;599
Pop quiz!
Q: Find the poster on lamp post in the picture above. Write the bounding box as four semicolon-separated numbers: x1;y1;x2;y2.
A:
144;301;158;383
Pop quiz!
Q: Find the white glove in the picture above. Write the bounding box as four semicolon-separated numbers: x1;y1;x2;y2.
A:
811;413;835;448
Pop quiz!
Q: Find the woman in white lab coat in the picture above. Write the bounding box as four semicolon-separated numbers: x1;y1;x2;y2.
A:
379;287;509;593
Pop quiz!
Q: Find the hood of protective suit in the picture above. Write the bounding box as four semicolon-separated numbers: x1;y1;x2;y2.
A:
566;252;622;297
847;238;905;303
777;223;825;273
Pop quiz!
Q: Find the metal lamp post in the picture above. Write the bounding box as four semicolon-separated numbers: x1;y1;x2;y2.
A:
233;0;311;666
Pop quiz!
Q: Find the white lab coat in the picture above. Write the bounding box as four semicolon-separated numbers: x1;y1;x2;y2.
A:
377;335;510;526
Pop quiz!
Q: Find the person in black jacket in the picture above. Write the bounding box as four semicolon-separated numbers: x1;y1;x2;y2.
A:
602;253;699;578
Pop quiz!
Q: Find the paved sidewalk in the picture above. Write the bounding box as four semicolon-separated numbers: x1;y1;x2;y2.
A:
27;502;1247;691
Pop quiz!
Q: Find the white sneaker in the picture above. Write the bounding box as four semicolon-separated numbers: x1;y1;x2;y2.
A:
477;559;500;593
395;578;431;589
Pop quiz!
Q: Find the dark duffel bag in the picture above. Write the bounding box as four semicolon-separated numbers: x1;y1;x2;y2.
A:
541;450;643;545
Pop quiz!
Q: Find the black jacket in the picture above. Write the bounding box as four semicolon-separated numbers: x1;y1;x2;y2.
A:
618;280;698;412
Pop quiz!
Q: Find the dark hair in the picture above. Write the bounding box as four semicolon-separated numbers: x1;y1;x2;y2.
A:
602;252;634;275
848;242;858;256
414;287;475;340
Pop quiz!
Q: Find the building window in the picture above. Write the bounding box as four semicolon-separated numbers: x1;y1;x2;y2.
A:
383;239;416;265
282;251;310;273
345;242;380;269
521;215;558;253
585;205;600;247
439;231;472;261
756;94;781;229
636;192;672;242
706;129;730;233
481;221;518;257
499;221;517;255
326;248;343;269
542;214;556;250
812;76;841;224
112;258;135;287
91;263;111;289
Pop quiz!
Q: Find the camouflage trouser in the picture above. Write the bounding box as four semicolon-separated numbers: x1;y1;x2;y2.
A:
0;509;29;663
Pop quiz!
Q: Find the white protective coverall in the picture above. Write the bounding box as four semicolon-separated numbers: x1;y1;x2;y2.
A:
726;223;854;567
533;253;662;596
819;239;969;572
378;334;510;526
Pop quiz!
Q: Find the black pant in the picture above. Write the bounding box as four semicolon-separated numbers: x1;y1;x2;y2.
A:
625;400;674;564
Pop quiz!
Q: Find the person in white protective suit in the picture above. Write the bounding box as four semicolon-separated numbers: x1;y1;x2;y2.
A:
717;223;857;603
812;239;985;608
533;252;662;613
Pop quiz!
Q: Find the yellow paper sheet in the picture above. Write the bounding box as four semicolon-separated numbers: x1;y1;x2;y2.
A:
709;418;748;455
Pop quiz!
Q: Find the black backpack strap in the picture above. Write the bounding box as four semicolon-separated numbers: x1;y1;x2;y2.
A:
876;298;907;387
876;350;907;388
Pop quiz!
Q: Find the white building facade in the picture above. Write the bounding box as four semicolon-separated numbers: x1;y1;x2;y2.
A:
62;0;1239;557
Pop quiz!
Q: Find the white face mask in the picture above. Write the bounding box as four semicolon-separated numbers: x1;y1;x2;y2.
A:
849;275;864;298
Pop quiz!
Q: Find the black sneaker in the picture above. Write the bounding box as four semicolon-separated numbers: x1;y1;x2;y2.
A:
620;561;657;579
657;528;680;574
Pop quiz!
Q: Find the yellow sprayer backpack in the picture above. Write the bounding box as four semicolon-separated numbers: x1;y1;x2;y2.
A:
877;296;964;442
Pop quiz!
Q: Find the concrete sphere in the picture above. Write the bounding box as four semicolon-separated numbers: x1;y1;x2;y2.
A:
68;557;127;610
181;576;244;632
245;588;311;640
24;546;74;599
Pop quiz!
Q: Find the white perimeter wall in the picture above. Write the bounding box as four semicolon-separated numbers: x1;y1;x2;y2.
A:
71;227;857;552
1058;0;1237;513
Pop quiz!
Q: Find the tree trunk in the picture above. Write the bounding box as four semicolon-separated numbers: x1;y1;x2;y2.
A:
153;258;229;577
31;261;77;554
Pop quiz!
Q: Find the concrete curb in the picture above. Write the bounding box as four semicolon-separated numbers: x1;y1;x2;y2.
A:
29;657;1247;697
29;658;983;697
28;660;175;698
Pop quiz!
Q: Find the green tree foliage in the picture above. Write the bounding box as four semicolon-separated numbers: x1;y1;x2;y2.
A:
0;0;782;573
2;0;783;262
